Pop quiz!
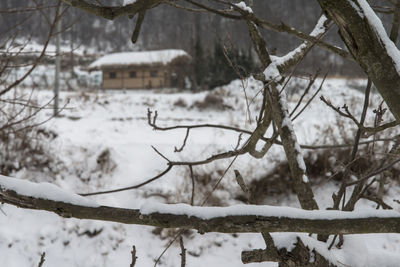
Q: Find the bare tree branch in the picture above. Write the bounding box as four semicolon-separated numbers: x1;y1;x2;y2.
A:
37;252;46;267
130;246;137;267
79;165;173;196
2;179;400;234
179;236;186;267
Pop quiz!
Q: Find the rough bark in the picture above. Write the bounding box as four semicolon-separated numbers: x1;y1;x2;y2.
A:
247;20;319;210
318;0;400;120
1;186;400;235
267;84;319;210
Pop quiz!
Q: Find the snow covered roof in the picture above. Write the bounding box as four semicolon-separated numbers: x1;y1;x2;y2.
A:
88;49;190;70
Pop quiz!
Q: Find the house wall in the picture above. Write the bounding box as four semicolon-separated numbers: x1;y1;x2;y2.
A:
103;70;123;89
102;67;172;89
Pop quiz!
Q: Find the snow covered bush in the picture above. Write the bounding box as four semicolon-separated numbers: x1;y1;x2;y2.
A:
192;92;233;110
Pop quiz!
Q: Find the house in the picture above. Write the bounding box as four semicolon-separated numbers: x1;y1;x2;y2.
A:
88;49;190;89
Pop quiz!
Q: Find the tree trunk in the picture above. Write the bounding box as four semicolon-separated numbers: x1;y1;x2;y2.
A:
318;0;400;120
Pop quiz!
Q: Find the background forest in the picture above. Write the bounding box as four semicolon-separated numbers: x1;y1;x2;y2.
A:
2;0;386;79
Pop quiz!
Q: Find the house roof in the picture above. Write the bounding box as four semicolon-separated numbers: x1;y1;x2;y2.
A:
88;49;189;70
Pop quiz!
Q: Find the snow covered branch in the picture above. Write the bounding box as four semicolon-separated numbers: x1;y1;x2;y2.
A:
247;16;320;211
1;175;400;235
270;15;330;72
318;0;400;120
255;17;351;60
60;0;163;20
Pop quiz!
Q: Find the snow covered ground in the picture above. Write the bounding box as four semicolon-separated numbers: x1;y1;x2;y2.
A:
1;77;400;266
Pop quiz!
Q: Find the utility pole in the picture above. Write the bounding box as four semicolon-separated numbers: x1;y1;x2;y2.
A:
70;23;75;78
54;11;61;116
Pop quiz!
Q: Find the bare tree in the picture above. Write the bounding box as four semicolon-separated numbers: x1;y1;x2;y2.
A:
1;0;400;266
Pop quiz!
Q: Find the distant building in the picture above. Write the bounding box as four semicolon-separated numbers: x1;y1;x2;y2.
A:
88;49;190;89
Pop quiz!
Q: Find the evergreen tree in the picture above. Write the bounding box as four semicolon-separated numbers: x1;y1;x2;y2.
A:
207;42;255;89
192;38;207;90
207;42;227;89
190;40;256;90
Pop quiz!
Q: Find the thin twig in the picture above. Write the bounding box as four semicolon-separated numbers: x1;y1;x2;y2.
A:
289;72;318;118
201;154;239;206
361;194;393;210
130;246;138;267
234;133;243;151
346;157;400;187
291;73;327;121
79;165;173;196
175;128;190;152
154;230;184;267
234;169;252;203
151;146;171;163
179;236;186;267
147;108;394;150
37;252;46;267
320;96;360;127
189;165;195;206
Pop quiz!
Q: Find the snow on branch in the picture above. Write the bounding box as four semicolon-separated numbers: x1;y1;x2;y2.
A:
356;0;400;74
140;202;400;221
0;174;98;207
234;1;253;13
318;0;400;121
267;84;318;209
264;15;329;78
1;175;400;234
249;13;318;210
123;0;137;6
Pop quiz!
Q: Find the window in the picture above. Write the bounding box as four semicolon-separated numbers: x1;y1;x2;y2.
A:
129;71;137;78
109;72;117;79
150;70;158;77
